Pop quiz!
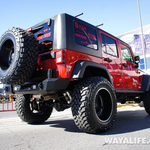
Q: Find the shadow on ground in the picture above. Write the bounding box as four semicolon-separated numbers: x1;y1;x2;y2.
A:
42;109;150;135
45;119;82;133
103;109;150;135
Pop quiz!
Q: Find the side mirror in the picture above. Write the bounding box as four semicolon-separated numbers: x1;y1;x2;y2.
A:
134;55;140;68
134;55;140;63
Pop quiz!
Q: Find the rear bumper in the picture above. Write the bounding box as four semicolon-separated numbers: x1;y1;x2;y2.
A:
5;78;70;95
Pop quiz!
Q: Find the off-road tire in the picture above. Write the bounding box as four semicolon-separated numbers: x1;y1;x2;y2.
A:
0;27;38;85
15;94;53;124
142;91;150;115
71;76;117;133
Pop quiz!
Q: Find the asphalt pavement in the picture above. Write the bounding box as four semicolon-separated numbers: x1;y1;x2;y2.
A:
0;106;150;150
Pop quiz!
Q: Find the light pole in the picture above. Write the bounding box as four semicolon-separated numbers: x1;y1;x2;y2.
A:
137;0;147;70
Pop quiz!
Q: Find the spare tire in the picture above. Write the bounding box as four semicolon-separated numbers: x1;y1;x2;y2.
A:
0;27;38;85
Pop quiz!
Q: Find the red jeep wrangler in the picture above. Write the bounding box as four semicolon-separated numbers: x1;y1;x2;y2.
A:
0;13;149;133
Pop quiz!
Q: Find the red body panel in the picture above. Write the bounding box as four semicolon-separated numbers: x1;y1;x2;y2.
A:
35;23;144;91
38;46;144;91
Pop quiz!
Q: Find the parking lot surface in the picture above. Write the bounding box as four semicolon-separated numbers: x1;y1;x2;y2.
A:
0;106;150;150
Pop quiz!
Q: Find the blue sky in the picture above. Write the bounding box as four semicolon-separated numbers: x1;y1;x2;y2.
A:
0;0;150;37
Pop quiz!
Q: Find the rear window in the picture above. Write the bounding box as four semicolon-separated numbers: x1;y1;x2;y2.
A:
74;22;98;50
34;21;54;53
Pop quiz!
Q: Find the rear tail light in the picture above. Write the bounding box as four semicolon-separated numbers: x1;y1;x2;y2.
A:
26;27;32;32
56;50;66;64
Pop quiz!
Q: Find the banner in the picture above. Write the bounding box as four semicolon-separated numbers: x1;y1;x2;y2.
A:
145;35;150;52
134;35;143;53
134;34;150;53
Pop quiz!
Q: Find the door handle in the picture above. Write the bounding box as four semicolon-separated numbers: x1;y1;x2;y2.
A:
123;63;128;67
105;58;112;62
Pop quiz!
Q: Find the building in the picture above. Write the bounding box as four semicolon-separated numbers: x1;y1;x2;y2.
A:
117;24;150;74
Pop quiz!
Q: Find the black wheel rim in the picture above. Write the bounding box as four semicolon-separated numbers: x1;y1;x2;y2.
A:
8;47;14;66
0;39;14;70
94;87;113;122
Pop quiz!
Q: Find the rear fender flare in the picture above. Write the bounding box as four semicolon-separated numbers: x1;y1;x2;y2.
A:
71;60;113;85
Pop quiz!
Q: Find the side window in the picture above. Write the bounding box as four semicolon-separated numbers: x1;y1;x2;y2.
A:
121;44;133;62
101;33;118;56
101;33;106;52
74;22;98;50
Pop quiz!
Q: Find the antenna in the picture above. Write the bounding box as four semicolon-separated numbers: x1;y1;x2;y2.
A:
75;13;83;18
96;23;103;27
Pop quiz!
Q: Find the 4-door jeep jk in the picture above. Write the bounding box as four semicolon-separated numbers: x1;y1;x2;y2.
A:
0;13;150;134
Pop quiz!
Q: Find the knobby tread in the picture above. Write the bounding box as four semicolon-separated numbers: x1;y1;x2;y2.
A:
15;95;53;124
71;76;117;133
0;27;38;85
